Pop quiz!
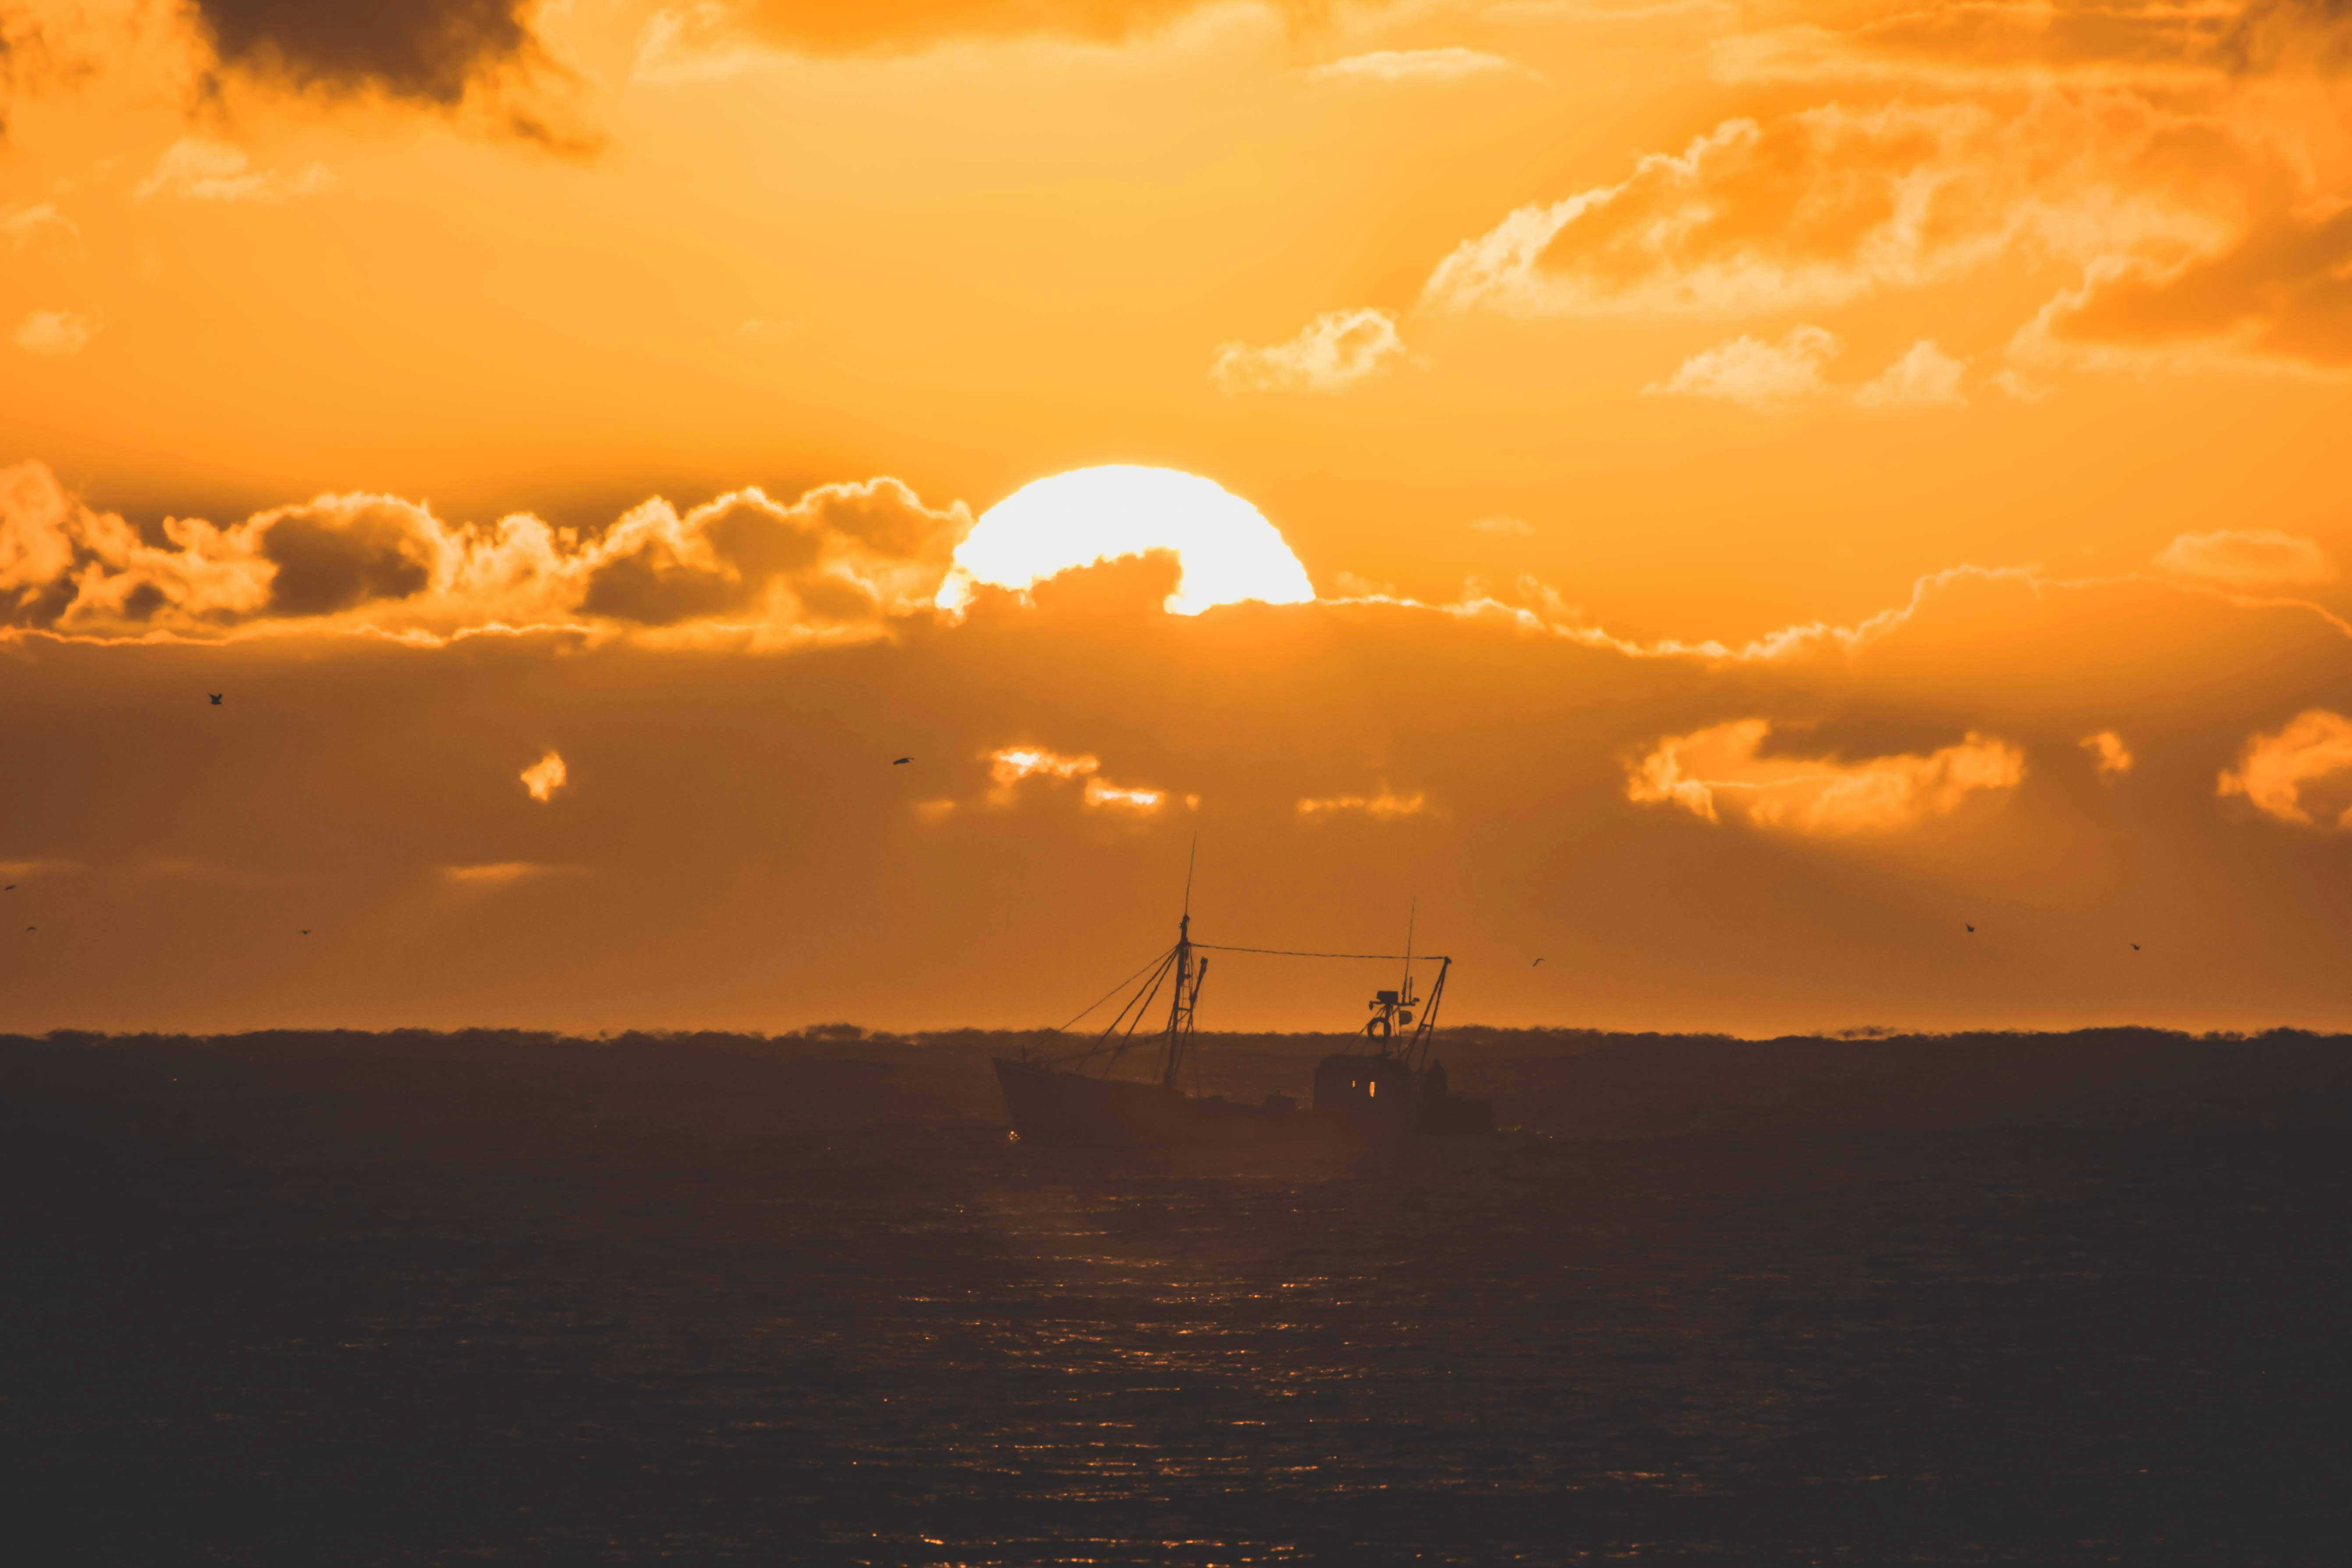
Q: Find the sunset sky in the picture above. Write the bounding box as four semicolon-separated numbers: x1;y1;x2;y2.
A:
5;0;2352;1036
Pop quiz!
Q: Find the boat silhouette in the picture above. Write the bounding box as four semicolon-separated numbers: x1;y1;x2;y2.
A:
994;901;1494;1151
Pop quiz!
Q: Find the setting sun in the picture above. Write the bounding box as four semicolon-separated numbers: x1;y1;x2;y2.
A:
937;466;1317;616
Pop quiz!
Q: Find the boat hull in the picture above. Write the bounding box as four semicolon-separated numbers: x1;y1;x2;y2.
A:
993;1055;1494;1153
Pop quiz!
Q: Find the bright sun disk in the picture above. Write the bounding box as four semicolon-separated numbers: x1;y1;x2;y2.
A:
937;465;1316;616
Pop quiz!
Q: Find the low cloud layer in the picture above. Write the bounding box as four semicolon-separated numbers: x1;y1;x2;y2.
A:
3;520;2351;1032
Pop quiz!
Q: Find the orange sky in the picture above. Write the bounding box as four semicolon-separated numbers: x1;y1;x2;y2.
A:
5;0;2352;1035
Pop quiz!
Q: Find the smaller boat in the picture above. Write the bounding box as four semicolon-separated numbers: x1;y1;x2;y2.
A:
994;905;1494;1153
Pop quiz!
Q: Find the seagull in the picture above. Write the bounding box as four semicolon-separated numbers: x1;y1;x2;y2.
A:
892;757;912;765
1965;924;1976;933
2131;943;2140;951
1532;958;1544;967
300;929;311;936
208;693;223;705
3;885;12;891
23;926;33;933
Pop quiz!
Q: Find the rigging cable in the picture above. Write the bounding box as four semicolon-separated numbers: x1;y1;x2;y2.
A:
1095;950;1176;1069
1045;945;1177;1034
1193;943;1452;964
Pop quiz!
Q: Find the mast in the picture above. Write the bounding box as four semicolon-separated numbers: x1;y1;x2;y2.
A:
1160;837;1205;1088
1407;956;1450;1072
1160;911;1207;1088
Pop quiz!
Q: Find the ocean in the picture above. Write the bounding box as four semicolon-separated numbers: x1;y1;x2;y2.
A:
5;1027;2347;1563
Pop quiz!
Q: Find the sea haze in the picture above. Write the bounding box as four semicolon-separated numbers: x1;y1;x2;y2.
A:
6;1027;2348;1564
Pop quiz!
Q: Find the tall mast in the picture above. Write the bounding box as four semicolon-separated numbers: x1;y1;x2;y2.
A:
1162;838;1203;1088
1161;910;1192;1087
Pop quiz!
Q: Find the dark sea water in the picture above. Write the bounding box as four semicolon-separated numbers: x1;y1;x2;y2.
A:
5;1029;2349;1564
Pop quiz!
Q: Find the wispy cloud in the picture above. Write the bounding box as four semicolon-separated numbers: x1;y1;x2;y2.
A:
1646;326;1838;412
1212;308;1405;394
2;203;80;256
13;310;98;357
2156;530;2336;589
1305;48;1529;84
134;140;334;203
1296;791;1427;820
443;861;563;887
1855;341;1968;408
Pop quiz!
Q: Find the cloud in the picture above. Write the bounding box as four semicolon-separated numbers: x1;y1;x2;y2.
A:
2082;730;2134;779
1468;516;1534;537
713;0;1327;57
12;310;97;356
2;202;79;255
988;745;1098;793
2155;529;2337;589
1420;103;2089;319
1854;340;1968;407
135;139;333;202
520;749;567;802
1628;720;2026;834
0;461;971;645
258;499;437;615
1717;0;2352;89
1649;330;1974;412
1412;76;2352;376
1296;791;1428;820
188;0;539;106
2018;204;2352;370
8;537;2352;1031
1082;777;1167;812
2220;710;2352;828
1646;326;1839;411
1306;48;1525;83
1415;92;2352;375
443;860;561;886
1211;308;1406;394
1418;66;2332;376
983;744;1170;812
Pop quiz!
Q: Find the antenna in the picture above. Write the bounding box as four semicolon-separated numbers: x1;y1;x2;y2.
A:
1182;832;1198;919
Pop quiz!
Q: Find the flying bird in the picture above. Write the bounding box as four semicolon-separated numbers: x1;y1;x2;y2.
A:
3;885;12;891
301;929;311;936
208;693;222;705
2131;943;2141;951
1532;958;1544;967
893;757;912;765
1965;924;1976;933
23;926;33;933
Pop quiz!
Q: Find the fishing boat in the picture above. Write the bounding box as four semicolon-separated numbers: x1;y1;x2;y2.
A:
993;904;1495;1152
